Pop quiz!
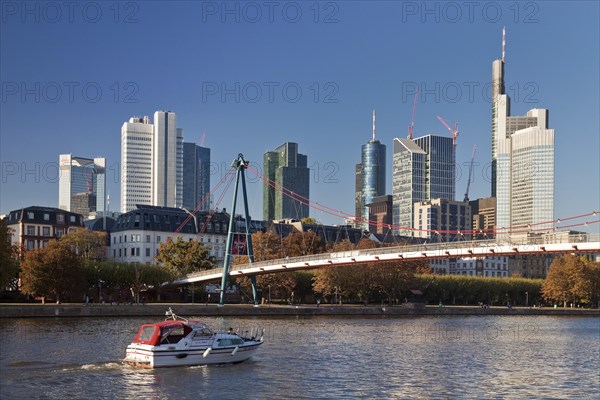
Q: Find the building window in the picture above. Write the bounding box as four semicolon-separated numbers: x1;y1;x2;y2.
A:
146;248;150;257
42;227;50;236
119;249;122;257
26;240;35;250
124;235;127;243
146;235;151;243
56;228;64;238
113;249;116;258
131;248;135;256
136;248;140;256
57;214;64;223
43;213;50;221
156;236;161;243
70;215;76;223
27;226;35;235
27;212;34;219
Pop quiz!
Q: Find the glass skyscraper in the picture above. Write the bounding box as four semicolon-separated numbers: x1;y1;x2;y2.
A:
491;30;554;238
392;135;455;237
263;142;309;222
392;138;426;236
183;143;211;212
355;132;386;229
414;135;455;202
58;154;106;218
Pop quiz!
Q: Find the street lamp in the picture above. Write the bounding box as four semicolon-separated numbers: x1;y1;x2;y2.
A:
98;280;104;303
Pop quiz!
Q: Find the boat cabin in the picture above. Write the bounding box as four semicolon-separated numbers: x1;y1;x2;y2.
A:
131;320;213;346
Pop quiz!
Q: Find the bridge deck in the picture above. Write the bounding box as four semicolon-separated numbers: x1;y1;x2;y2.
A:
173;234;600;285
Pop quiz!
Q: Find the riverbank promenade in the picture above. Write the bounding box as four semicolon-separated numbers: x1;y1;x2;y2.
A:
1;303;598;318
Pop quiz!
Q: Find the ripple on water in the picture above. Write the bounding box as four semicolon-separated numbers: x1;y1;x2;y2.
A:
0;315;598;399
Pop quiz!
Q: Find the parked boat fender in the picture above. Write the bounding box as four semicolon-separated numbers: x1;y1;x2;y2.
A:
231;346;239;356
203;348;212;358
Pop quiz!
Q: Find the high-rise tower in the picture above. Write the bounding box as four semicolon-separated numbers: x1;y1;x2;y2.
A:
263;142;309;221
491;29;555;238
355;111;386;229
392;134;456;237
120;111;183;213
58;154;106;217
183;143;211;211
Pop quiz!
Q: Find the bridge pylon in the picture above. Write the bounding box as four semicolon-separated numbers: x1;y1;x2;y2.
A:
219;154;258;306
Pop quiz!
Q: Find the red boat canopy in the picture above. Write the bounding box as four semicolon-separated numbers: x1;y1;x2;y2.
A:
132;321;193;346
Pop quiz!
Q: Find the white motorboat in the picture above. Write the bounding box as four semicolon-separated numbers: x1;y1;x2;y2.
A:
124;308;263;368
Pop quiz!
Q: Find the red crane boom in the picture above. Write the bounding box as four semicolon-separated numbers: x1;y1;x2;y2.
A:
464;144;477;203
436;115;459;144
408;89;419;140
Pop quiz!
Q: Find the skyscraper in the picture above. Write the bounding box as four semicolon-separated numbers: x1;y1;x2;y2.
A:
392;138;426;235
355;111;386;229
120;111;183;213
183;143;211;211
413;135;455;201
392;135;455;236
263;142;309;221
58;154;106;217
153;111;183;209
491;29;554;237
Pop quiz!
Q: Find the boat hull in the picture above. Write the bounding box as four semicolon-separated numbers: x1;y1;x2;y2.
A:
124;342;262;368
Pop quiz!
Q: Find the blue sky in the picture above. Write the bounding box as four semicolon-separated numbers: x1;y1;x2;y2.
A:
1;1;599;231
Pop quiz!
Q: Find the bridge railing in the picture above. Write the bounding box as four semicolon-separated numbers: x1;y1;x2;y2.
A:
179;232;600;282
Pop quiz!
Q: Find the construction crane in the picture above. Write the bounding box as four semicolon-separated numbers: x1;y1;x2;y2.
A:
436;115;459;144
408;89;418;140
464;144;477;203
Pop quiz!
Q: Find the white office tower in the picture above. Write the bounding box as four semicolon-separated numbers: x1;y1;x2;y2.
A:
121;112;183;213
153;111;183;209
492;29;554;239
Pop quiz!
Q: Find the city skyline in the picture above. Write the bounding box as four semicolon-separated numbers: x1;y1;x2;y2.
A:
1;3;598;232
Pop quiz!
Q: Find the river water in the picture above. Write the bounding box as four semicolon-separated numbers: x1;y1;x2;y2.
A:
0;315;598;399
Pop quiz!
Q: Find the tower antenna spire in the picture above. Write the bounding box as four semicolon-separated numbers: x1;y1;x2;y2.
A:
372;109;376;141
502;26;506;63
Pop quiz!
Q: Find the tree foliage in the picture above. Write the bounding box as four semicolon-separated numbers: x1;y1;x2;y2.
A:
155;236;216;276
84;260;175;303
281;231;326;257
542;255;600;306
0;219;20;289
312;238;429;304
20;240;85;302
60;227;108;262
415;274;544;306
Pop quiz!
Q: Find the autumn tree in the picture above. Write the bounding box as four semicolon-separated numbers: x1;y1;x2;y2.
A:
313;238;429;304
20;240;85;303
155;236;216;276
281;231;326;257
60;227;108;262
234;231;294;303
83;261;175;303
543;255;600;306
0;219;19;290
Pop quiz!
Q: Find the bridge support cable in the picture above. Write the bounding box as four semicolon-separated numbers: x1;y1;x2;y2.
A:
220;154;258;306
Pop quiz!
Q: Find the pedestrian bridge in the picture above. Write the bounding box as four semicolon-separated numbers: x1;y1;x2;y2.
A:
172;233;600;285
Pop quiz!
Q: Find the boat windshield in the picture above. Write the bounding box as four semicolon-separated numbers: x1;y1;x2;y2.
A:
160;325;192;345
